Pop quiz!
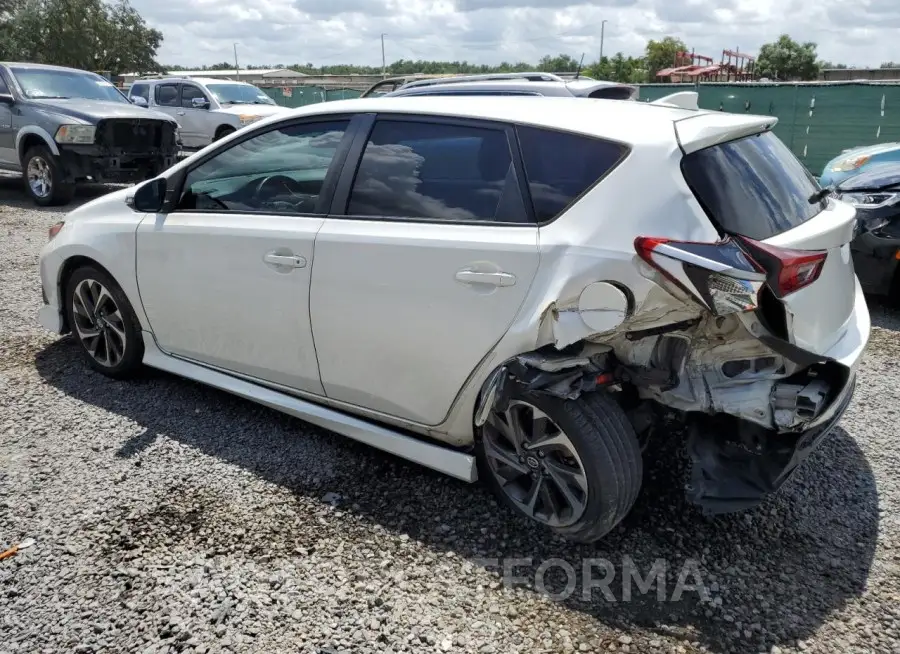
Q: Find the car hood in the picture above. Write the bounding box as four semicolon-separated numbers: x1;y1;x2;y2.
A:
826;141;900;166
216;103;288;117
29;98;178;124
836;163;900;191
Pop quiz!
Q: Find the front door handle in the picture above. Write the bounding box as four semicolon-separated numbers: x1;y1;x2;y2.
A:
264;252;307;268
455;269;517;287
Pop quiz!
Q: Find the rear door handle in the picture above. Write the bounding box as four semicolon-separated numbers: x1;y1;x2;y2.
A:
264;252;307;268
455;269;517;287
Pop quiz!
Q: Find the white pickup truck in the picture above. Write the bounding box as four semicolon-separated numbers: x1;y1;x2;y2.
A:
127;76;288;150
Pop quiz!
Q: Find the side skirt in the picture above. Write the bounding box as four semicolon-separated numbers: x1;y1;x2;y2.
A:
141;335;478;483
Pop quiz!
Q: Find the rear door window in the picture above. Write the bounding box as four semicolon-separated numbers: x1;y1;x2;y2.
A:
681;131;824;240
129;83;149;100
346;119;530;224
516;125;628;223
155;83;179;107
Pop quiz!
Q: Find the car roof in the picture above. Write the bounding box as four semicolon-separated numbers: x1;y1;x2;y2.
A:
284;95;698;146
138;77;252;85
1;62;97;74
387;80;573;97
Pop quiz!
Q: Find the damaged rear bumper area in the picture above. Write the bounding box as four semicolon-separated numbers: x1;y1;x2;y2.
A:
687;370;856;514
60;118;178;184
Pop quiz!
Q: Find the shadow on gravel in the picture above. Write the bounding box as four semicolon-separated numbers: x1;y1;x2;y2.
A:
0;173;119;211
35;337;880;653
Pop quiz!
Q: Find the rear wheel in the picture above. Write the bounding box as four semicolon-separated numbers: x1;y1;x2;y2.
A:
64;265;144;378
22;145;75;206
477;388;643;543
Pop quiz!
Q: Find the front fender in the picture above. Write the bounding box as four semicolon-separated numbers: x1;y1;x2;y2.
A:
16;125;59;157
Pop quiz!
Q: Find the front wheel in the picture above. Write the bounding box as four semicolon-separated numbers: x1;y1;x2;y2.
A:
64;265;145;378
214;126;236;141
477;389;643;543
22;145;75;206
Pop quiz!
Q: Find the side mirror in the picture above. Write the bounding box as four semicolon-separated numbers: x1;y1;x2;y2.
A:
127;178;166;213
131;96;149;107
0;93;14;105
191;96;210;109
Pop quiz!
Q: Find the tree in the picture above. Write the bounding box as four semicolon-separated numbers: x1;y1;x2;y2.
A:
644;36;688;80
881;61;900;69
756;34;820;81
1;0;162;74
820;61;848;69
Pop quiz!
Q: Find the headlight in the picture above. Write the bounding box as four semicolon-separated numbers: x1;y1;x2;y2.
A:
238;114;262;126
830;155;871;173
838;192;900;208
54;124;96;144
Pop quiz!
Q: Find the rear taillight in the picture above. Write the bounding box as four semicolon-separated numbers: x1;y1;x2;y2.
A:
48;221;65;241
634;236;767;316
736;237;827;297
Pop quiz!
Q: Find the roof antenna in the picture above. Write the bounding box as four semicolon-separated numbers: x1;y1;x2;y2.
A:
574;53;585;79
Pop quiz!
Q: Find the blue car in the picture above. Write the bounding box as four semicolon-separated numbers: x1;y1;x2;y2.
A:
820;141;900;187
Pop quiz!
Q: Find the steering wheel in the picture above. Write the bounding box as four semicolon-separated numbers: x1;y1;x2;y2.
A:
253;174;305;200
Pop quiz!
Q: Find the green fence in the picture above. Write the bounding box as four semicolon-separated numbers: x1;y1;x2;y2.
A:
261;85;361;108
638;82;900;174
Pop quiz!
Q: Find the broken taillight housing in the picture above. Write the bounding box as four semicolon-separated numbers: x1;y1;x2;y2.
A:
735;236;827;298
634;236;768;316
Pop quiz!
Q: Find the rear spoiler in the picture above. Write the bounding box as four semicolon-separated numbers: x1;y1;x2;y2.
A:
673;112;778;154
650;91;700;110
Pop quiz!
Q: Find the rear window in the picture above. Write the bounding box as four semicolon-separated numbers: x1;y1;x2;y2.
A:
681;131;824;241
517;125;628;223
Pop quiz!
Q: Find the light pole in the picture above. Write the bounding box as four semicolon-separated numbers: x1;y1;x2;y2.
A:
599;20;607;63
381;33;387;78
233;43;240;80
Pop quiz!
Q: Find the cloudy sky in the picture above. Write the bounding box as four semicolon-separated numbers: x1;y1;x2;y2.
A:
129;0;888;69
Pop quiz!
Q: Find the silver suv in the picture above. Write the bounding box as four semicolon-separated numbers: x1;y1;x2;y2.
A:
127;76;288;150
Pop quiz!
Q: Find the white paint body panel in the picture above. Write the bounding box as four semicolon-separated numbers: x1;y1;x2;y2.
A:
310;219;539;425
135;211;325;395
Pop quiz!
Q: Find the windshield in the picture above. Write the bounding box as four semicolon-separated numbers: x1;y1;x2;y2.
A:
681;131;824;241
10;67;129;103
206;83;275;105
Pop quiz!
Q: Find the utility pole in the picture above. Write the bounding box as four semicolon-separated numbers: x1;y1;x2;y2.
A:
233;43;240;80
599;20;607;63
381;33;386;78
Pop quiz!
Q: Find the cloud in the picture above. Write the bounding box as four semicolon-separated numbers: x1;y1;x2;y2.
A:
127;0;895;69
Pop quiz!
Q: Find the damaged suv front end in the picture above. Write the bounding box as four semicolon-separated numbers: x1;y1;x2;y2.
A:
57;117;178;185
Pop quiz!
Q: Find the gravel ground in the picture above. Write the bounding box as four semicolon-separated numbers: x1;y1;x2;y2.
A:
2;174;900;654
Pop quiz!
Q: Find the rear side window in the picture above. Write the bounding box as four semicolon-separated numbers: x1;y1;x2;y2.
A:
129;83;149;100
155;83;179;107
516;125;628;223
681;131;823;241
347;120;530;224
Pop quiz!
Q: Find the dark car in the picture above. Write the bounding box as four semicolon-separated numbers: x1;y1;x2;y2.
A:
832;163;900;302
361;72;639;101
0;62;179;206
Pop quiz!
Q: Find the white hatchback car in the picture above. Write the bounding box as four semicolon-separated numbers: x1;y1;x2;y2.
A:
37;96;870;542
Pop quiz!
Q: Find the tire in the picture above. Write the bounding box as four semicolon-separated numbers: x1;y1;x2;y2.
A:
214;126;235;141
22;145;76;207
63;265;144;379
477;387;643;543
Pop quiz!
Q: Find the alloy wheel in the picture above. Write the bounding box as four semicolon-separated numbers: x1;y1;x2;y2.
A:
482;400;589;528
26;156;52;199
71;279;127;368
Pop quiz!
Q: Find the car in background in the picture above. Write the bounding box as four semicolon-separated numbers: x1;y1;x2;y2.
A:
820;141;900;187
126;76;288;150
0;62;179;206
831;163;900;302
37;95;868;542
362;72;639;101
